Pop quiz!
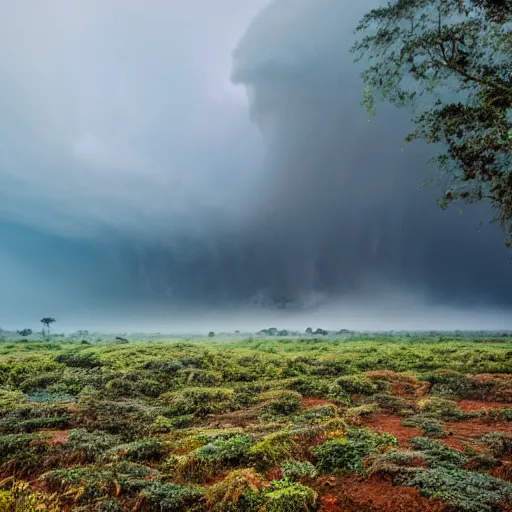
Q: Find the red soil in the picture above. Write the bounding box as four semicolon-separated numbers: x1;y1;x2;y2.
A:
316;474;450;512
301;398;335;409
360;413;422;445
457;400;511;411
41;429;71;445
442;418;512;451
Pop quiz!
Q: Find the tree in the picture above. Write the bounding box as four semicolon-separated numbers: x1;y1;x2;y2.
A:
40;317;56;338
351;0;512;243
17;328;32;337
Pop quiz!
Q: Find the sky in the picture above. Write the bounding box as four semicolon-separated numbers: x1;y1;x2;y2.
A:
1;0;511;333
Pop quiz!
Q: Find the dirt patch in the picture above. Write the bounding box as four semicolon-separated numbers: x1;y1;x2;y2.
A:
441;418;512;452
315;475;449;512
457;400;511;412
301;398;335;410
361;414;422;445
208;405;262;429
391;380;429;398
42;430;71;445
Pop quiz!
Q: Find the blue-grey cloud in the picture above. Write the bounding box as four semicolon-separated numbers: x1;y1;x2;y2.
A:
1;0;511;331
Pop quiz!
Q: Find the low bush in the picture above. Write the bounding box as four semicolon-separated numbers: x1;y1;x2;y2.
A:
295;405;336;425
281;460;317;481
137;481;203;512
370;394;410;414
261;479;318;512
410;437;468;469
103;438;167;462
407;468;512;512
312;429;398;474
482;432;512;457
65;429;122;463
205;468;266;510
248;432;298;469
285;377;331;398
333;375;378;395
160;387;236;418
426;370;478;399
416;397;464;420
402;415;445;438
0;480;60;512
41;462;159;503
55;352;102;369
259;390;302;416
0;433;49;474
192;435;254;467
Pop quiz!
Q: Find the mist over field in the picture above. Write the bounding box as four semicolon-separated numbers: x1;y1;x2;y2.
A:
1;0;511;331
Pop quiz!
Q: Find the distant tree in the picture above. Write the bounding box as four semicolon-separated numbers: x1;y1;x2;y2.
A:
17;328;32;337
208;331;215;338
313;328;328;336
40;317;56;338
305;327;313;335
352;0;512;243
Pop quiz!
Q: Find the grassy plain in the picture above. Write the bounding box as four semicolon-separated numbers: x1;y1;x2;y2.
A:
0;333;512;511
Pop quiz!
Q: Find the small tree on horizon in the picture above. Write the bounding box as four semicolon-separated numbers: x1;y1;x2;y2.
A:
41;317;56;339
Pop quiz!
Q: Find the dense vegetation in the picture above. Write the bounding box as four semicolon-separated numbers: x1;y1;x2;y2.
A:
0;334;512;511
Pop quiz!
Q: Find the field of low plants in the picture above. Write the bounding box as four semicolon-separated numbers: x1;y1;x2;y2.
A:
1;333;512;511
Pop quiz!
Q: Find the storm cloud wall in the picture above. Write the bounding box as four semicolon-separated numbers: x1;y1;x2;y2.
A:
0;0;511;328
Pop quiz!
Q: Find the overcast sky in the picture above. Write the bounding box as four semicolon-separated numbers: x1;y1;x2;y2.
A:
1;0;511;332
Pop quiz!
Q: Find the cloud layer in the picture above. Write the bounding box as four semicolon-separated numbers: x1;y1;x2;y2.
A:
1;0;511;329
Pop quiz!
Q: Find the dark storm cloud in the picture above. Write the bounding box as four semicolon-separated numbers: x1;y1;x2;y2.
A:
1;0;511;331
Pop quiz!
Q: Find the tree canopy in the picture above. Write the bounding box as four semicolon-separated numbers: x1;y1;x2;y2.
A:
351;0;512;243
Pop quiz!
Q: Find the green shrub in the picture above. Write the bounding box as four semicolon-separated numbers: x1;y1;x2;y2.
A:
193;435;254;466
65;429;122;463
407;469;512;512
312;438;365;474
0;389;26;417
103;438;167;462
205;468;266;511
138;481;203;512
312;429;397;474
248;432;297;469
426;370;478;399
281;460;317;481
0;480;60;512
259;390;302;416
0;433;49;474
42;462;159;502
371;394;410;414
178;368;223;386
416;397;464;420
285;377;331;398
295;405;336;425
481;432;512;457
402;415;445;438
152;414;194;433
55;352;102;368
368;449;427;478
261;480;318;512
334;375;377;395
97;498;123;512
77;392;156;440
410;437;468;469
161;387;236;417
